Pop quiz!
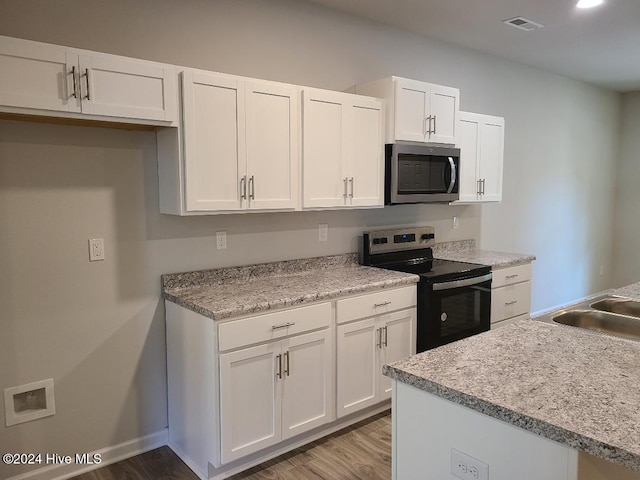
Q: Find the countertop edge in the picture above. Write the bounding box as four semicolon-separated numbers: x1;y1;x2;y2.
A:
382;365;640;471
163;275;419;321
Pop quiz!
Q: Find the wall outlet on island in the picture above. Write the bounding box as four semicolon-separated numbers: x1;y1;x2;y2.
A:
318;224;328;242
451;448;488;480
453;216;459;229
216;231;227;250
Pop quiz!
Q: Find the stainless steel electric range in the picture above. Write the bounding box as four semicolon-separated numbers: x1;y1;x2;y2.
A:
359;226;492;352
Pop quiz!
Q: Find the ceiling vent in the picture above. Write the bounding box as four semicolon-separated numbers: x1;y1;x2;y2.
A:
503;17;544;32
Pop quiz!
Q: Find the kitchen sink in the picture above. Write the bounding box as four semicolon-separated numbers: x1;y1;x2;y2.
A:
590;298;640;318
552;309;640;341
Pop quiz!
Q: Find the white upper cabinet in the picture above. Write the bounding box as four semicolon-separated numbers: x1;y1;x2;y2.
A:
354;76;459;145
302;88;384;209
172;70;299;214
456;111;505;203
0;35;177;125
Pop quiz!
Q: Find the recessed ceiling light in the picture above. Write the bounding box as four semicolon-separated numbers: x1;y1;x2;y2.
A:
576;0;603;8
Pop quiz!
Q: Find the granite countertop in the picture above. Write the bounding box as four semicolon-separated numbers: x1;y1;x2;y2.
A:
384;281;640;472
433;239;536;268
162;253;419;321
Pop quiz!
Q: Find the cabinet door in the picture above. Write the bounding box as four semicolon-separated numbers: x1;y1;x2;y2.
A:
456;112;482;203
281;329;333;440
0;37;80;113
336;318;378;417
219;342;281;464
348;97;384;207
182;70;246;211
246;81;299;210
302;89;348;208
478;115;505;202
428;84;459;144
77;54;176;122
378;310;415;400
394;77;429;142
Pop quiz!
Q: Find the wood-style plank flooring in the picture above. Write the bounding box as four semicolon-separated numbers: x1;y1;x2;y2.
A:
70;411;391;480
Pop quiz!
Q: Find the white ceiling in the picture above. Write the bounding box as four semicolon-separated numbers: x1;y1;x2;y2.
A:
304;0;640;92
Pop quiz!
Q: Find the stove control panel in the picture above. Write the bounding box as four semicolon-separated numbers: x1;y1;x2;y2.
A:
361;226;435;256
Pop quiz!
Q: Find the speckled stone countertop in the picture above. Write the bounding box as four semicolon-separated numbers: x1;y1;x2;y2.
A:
162;253;419;321
383;290;640;471
433;239;536;269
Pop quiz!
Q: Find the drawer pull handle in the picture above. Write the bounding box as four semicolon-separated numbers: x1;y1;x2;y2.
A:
377;327;383;349
506;274;519;279
272;322;295;330
383;325;388;347
70;66;78;99
374;301;391;308
505;300;518;306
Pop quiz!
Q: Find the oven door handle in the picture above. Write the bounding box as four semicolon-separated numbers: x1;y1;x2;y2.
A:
446;157;457;194
432;273;492;291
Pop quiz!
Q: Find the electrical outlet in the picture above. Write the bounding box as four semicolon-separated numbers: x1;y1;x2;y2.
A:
318;224;328;242
88;238;105;261
453;216;459;229
216;231;227;250
451;448;488;480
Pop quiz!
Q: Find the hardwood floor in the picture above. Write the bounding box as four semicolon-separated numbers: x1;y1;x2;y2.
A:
70;411;391;480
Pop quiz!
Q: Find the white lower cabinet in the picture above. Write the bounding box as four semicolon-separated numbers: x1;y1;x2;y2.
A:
491;263;533;327
336;287;416;418
219;328;332;464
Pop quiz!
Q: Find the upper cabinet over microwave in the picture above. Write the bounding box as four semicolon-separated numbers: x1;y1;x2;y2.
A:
353;76;459;146
0;35;177;126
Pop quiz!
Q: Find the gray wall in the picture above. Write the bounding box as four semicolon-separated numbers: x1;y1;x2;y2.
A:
0;0;623;476
613;91;640;287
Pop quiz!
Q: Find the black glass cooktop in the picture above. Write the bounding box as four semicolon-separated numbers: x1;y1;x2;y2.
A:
376;258;490;282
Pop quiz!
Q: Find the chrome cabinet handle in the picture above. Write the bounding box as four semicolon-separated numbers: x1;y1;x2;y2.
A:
477;179;481;195
249;175;255;200
506;274;519;279
284;351;290;376
383;326;388;347
272;322;295;330
343;177;348;198
83;68;90;100
276;354;282;379
374;301;391;308
481;178;486;195
446;157;457;194
70;66;78;99
423;116;429;136
505;300;518;306
433;115;437;134
240;176;247;200
376;328;382;349
349;177;354;198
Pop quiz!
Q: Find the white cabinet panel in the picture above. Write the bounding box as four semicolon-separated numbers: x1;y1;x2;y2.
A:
455;111;505;203
336;285;416;324
246;82;298;210
0;35;177;124
282;329;334;440
0;37;79;113
219;342;281;464
395;78;430;142
350;99;384;207
429;84;459;144
336;318;378;417
491;263;533;324
302;89;347;208
378;310;415;399
182;71;245;212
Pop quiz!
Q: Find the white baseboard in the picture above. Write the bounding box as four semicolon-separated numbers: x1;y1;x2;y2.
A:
7;429;169;480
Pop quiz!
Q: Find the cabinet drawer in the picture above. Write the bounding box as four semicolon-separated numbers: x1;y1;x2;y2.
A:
336;286;417;324
492;263;532;288
491;281;531;323
218;302;331;351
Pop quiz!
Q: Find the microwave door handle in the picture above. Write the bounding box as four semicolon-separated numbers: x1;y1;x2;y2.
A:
447;157;457;193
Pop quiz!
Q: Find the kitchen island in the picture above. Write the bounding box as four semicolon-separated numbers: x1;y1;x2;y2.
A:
384;282;640;480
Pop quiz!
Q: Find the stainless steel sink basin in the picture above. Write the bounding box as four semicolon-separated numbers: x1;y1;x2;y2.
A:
590;298;640;318
552;309;640;341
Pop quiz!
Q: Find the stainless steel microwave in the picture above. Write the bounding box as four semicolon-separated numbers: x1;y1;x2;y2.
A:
385;143;460;204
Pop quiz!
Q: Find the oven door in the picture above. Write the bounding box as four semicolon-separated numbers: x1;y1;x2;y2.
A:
417;273;492;352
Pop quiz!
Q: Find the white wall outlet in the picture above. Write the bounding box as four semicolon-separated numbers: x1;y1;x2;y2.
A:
318;224;328;242
216;231;227;250
88;238;105;261
4;379;56;426
453;216;460;229
451;448;489;480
